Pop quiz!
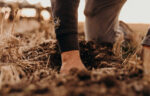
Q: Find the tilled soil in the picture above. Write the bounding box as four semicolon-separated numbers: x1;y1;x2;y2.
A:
1;37;149;96
0;21;150;96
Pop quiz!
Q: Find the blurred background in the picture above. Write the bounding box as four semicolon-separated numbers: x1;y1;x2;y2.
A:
1;0;150;23
0;0;149;39
0;0;51;21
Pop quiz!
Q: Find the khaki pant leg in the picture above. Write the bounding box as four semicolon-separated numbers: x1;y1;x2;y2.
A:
142;28;150;46
84;0;127;44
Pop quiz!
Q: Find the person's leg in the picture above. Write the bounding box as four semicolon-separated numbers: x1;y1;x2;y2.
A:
50;0;86;74
142;29;150;47
84;0;127;44
51;0;79;52
142;28;150;78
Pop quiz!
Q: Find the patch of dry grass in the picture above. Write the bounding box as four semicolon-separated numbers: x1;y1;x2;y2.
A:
0;15;149;95
0;13;55;89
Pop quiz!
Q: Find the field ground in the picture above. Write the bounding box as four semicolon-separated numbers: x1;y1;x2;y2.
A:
128;23;150;35
0;20;150;96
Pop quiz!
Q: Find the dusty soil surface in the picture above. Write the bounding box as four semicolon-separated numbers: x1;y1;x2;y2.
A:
0;20;150;96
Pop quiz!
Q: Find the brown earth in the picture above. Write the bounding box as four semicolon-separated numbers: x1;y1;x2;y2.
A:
0;20;150;96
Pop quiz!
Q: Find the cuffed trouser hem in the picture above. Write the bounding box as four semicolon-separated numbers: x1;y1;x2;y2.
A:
57;34;79;52
142;29;150;46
